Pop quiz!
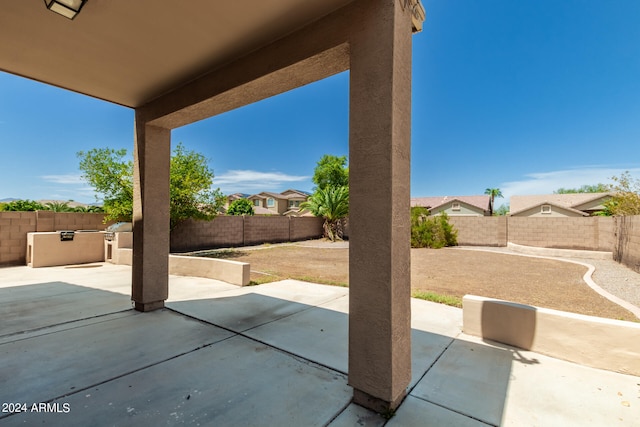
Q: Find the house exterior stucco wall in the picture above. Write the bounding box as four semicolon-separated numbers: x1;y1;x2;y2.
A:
431;203;486;217
511;205;585;218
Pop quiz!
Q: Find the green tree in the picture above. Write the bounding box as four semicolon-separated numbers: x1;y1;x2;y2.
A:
77;147;133;221
227;198;254;216
493;204;509;216
312;154;349;191
0;199;45;211
604;172;640;216
73;205;104;213
484;188;503;210
554;184;609;194
44;201;73;212
78;143;224;229
300;186;349;241
169;143;225;229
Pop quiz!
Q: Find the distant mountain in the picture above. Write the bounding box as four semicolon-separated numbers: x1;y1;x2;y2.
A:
0;198;102;208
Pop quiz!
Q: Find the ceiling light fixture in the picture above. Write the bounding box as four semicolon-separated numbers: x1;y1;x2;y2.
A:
44;0;87;20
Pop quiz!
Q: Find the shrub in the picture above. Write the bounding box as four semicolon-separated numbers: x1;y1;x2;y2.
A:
0;199;45;211
411;208;458;248
227;198;254;215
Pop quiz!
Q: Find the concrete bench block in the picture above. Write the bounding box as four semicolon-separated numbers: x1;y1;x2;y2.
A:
463;295;640;376
169;255;250;287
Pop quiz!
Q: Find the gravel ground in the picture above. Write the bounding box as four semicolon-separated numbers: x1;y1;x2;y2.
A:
572;258;640;307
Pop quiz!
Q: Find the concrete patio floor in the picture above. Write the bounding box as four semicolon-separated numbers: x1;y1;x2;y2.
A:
1;263;638;426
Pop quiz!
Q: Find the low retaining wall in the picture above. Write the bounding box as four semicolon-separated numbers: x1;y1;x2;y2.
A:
169;255;250;286
107;232;249;286
463;295;640;376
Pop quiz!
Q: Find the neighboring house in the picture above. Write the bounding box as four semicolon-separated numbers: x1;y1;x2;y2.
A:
221;193;250;214
247;189;312;216
411;195;492;216
509;193;612;217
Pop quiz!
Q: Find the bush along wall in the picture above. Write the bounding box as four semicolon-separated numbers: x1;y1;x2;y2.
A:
410;208;458;248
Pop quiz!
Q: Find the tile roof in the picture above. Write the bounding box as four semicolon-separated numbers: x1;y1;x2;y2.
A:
510;193;611;214
247;190;310;200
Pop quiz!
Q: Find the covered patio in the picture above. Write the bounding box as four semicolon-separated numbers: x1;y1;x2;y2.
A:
2;263;638;425
1;0;424;412
2;2;640;425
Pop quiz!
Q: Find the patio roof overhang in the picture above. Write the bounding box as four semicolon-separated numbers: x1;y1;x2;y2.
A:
0;0;426;413
0;0;354;108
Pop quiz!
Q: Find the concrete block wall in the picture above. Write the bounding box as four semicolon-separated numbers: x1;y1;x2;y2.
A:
53;212;110;231
614;216;640;273
290;217;324;241
597;217;615;251
0;212;37;265
448;216;507;246
243;216;291;245
171;216;244;252
508;217;609;250
34;211;109;232
170;216;323;252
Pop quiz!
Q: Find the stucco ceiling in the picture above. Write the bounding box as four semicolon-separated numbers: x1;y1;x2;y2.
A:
0;0;354;108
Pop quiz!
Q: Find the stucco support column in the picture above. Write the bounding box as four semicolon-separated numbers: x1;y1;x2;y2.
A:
132;114;171;312
348;0;413;413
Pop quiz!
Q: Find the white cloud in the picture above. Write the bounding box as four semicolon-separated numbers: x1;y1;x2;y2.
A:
41;174;85;185
499;167;640;204
215;170;310;193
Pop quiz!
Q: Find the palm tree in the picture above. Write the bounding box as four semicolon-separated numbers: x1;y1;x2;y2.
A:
484;188;503;214
300;186;349;242
44;201;73;212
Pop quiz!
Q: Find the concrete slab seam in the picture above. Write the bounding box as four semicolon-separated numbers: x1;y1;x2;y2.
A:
402;338;496;426
236;293;349;334
323;399;355;427
406;396;496;427
166;305;350;376
407;337;455;397
0;308;134;342
0;331;239;423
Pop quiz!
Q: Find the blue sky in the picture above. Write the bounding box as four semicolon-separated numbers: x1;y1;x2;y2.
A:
1;0;639;209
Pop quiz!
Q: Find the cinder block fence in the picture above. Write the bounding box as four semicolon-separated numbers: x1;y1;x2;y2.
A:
170;216;323;252
2;212;639;275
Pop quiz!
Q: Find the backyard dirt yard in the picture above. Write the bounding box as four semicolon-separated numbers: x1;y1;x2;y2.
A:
199;243;638;322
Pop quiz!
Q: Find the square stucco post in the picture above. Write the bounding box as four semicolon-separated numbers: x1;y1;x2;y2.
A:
132;114;171;312
348;0;413;413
